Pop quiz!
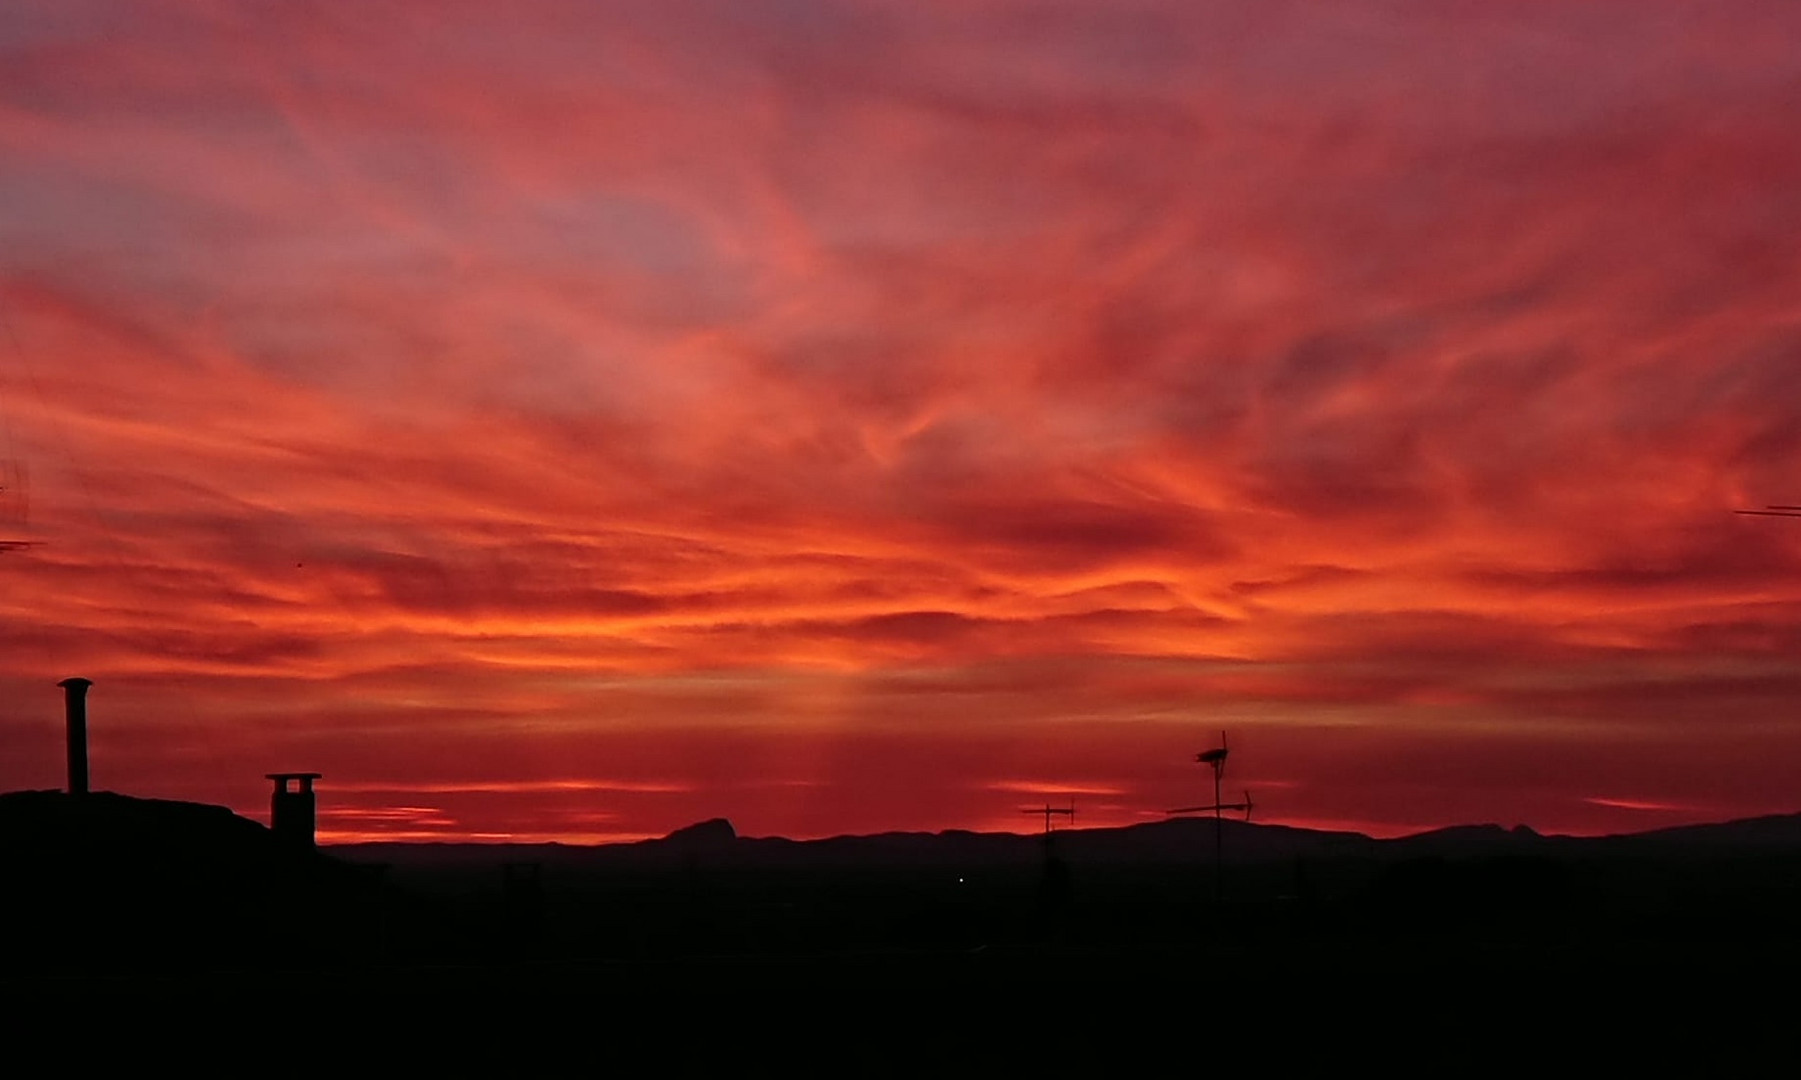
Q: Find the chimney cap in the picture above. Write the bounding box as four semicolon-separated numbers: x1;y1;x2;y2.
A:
57;677;93;690
266;772;322;781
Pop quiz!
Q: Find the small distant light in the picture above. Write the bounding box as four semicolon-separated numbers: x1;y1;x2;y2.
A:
958;877;965;883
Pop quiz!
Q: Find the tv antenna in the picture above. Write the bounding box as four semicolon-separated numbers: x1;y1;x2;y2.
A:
1021;799;1077;925
1168;731;1254;902
1021;800;1076;844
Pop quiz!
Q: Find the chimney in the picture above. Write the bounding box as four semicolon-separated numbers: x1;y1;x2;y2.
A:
266;773;322;849
58;677;92;796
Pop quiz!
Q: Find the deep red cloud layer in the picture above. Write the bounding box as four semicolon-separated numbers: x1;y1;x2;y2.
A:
3;1;1801;841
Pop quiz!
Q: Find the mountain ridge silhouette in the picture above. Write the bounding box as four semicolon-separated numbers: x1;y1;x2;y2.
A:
329;808;1801;869
15;787;1798;871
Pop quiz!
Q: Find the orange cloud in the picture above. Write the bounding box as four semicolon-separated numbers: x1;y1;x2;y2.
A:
1583;797;1701;813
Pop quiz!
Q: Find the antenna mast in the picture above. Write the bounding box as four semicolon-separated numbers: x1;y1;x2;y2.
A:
1168;731;1255;903
1021;798;1077;931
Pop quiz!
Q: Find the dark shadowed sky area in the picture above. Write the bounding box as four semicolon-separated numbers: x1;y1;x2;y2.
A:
3;0;1801;841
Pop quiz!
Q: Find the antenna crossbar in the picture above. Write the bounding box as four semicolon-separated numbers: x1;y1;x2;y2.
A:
1021;802;1076;835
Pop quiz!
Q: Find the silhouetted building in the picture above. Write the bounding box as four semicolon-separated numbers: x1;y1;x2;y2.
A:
266;773;322;849
58;677;92;796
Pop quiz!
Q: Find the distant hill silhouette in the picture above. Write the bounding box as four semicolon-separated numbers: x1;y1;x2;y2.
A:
334;815;1371;872
665;816;737;854
1621;812;1801;851
334;810;1801;873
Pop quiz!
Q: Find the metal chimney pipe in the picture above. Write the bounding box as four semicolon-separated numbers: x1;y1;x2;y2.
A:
58;677;93;796
266;773;322;849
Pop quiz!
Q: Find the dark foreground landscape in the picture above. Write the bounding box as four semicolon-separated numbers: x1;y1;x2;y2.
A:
5;790;1800;1061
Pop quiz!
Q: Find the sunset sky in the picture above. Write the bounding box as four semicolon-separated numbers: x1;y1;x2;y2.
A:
4;1;1801;843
